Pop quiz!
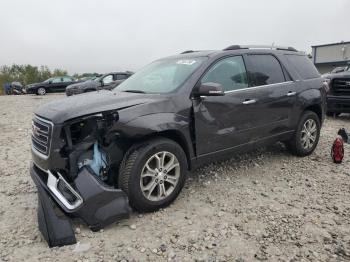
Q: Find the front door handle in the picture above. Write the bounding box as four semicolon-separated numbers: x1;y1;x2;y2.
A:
242;99;256;105
287;91;296;96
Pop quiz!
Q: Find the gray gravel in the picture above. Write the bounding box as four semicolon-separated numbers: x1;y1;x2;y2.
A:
0;94;350;261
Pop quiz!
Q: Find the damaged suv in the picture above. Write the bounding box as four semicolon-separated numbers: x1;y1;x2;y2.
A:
30;45;326;244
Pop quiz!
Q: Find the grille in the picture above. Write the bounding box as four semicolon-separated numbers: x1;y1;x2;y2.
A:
332;78;350;95
31;116;53;156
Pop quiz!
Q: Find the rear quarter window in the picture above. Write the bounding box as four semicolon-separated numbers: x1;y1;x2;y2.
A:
285;54;320;80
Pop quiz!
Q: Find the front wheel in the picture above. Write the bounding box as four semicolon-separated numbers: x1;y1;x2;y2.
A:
286;111;321;156
118;138;187;212
36;87;46;95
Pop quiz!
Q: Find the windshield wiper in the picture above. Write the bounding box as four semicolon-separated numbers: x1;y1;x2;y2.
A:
122;90;146;94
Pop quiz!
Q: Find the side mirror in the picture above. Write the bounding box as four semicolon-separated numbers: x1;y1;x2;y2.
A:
195;82;225;97
48;80;52;84
100;79;104;86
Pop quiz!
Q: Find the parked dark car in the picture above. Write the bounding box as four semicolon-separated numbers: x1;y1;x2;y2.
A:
30;45;326;243
26;76;76;95
324;65;350;116
65;72;133;96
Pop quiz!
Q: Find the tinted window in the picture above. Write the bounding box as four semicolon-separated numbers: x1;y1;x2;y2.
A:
103;75;113;84
248;55;285;86
62;77;72;82
201;56;248;92
116;74;127;80
51;78;62;83
285;54;320;79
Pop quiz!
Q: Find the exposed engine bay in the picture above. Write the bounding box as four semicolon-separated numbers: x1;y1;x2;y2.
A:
62;110;129;184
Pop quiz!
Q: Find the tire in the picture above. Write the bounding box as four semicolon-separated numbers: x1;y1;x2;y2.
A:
286;111;321;157
118;137;187;212
36;87;46;95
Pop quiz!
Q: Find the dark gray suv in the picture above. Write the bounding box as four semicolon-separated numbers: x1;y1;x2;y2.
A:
30;45;326;244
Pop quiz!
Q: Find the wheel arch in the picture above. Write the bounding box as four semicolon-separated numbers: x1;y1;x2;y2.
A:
137;130;192;170
304;104;323;124
298;88;325;125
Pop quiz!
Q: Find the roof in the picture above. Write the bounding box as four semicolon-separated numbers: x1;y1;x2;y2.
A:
312;41;350;48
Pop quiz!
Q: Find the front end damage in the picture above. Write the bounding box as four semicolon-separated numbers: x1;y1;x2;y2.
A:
30;111;131;247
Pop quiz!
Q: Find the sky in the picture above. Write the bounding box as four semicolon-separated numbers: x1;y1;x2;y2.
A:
0;0;349;74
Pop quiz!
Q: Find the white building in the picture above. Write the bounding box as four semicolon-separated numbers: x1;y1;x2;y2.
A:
311;41;350;74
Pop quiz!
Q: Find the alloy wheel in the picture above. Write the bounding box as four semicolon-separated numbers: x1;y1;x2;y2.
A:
300;119;317;150
37;87;46;95
140;151;180;202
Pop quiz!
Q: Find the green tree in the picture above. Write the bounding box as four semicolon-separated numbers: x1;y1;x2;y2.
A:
0;64;69;94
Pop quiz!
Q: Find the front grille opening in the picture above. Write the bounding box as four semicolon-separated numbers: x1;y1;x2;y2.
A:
332;78;350;95
57;179;78;204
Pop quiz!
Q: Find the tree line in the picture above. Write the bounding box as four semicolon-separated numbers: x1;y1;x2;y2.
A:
0;64;99;94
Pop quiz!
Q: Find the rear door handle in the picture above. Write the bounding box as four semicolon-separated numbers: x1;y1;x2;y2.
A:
287;91;296;96
242;99;256;105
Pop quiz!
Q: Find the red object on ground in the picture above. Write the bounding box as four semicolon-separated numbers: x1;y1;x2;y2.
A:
332;137;344;164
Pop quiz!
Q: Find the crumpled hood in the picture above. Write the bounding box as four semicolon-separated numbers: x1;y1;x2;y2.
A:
35;90;167;124
66;80;100;90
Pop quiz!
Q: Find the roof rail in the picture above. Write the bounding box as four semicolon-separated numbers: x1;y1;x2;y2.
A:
223;45;297;52
180;50;196;54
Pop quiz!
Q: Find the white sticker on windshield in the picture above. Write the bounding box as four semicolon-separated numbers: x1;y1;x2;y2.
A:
176;60;197;65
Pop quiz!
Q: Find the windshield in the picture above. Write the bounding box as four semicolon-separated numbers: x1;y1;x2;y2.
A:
43;78;53;83
115;57;207;93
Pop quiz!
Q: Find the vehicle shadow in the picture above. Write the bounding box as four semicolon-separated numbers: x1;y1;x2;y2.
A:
189;142;290;181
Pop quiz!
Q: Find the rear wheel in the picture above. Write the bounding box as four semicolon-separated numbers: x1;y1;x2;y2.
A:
118;138;187;212
36;87;46;95
286;111;320;156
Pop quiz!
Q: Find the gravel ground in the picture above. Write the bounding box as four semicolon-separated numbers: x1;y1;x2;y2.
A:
0;94;350;262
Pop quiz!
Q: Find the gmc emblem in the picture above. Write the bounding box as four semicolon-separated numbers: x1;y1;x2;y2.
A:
32;125;41;137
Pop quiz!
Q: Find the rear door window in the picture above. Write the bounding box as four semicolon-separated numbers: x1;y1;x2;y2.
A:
62;77;73;82
248;55;285;86
285;54;320;79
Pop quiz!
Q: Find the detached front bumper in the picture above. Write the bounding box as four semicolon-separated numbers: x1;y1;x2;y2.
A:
30;163;130;246
327;95;350;113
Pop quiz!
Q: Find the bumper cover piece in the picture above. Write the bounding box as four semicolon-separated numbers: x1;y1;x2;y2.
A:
34;174;76;247
74;167;130;231
327;95;350;113
30;163;131;247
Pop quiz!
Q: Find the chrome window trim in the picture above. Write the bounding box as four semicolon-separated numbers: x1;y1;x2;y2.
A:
224;81;294;94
